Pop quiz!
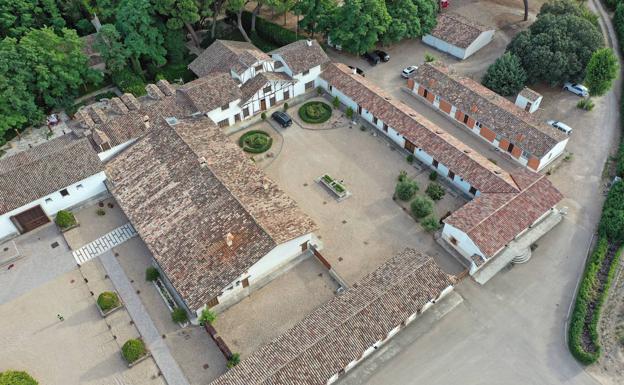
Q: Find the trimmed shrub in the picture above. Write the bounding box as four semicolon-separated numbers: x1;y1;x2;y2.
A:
398;170;407;182
317;86;323;95
55;210;76;229
283;102;289;111
598;181;624;242
227;353;241;368
332;96;340;109
240;11;303;47
261;112;267;120
577;98;595;111
410;196;433;218
97;291;120;312
346;107;354;119
171;307;188;323
298;101;332;123
0;371;38;385
406;154;414;164
199;308;217;326
96;208;106;216
239;130;273;153
429;171;438;181
424;53;436;62
395;179;419;201
426;183;445;200
121;339;146;364
421;215;441;232
145;267;160;282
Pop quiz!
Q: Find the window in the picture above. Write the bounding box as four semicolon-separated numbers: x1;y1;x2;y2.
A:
207;296;219;308
383;123;388;132
434;95;440;102
448;170;455;180
463;114;469;124
283;90;290;100
255;64;263;72
217;119;229;128
450;236;458;246
475;121;482;128
45;198;53;204
60;189;69;197
372;116;378;125
522;150;531;158
432;159;439;168
329;85;333;92
221;103;229;111
243;107;250;118
423;89;428;98
305;81;314;90
263;85;271;94
469;186;477;195
302;69;310;76
76;184;84;190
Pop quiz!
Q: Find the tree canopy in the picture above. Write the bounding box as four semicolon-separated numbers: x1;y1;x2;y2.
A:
585;48;619;96
0;0;66;38
482;52;527;96
383;0;437;44
328;0;391;54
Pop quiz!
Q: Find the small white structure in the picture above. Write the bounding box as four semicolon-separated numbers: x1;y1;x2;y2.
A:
422;13;495;60
515;87;543;113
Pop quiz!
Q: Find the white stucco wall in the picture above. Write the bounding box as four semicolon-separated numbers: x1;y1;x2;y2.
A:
206;98;243;126
537;138;569;171
0;171;108;240
514;94;542;114
422;35;466;59
463;30;495;59
441;223;485;273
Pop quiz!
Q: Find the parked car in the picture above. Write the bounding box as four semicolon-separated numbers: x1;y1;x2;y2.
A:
374;50;390;62
401;65;418;79
348;65;365;77
362;52;381;65
547;119;573;135
563;82;589;97
272;111;292;127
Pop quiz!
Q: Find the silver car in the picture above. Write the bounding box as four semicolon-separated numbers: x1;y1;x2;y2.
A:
563;82;589;97
401;65;418;79
547;119;573;135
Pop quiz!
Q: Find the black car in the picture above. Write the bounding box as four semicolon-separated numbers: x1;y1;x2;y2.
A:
362;52;380;65
374;50;390;62
272;111;292;127
348;65;365;77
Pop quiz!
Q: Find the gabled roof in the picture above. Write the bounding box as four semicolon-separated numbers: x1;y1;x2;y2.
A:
0;134;103;215
427;13;493;49
445;173;563;257
106;117;316;310
321;63;519;194
179;73;242;113
414;62;567;158
240;72;295;102
210;248;452;385
519;87;542;102
188;40;271;77
270;39;329;75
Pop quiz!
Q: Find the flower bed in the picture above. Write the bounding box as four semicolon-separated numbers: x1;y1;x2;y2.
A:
319;174;348;199
298;101;332;124
239;130;273;153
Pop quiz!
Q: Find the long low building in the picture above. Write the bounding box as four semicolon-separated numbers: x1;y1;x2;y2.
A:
422;13;495;60
210;248;454;385
318;63;563;280
408;61;569;171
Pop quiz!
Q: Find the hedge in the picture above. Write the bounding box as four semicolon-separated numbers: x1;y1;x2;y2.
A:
171;307;188;323
121;339;146;364
0;371;38;385
145;266;160;282
239;130;273;153
598;181;624;242
298;101;332;123
240;11;304;47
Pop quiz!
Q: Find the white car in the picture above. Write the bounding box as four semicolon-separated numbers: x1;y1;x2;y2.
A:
563;82;589;97
547;120;573;135
401;65;418;79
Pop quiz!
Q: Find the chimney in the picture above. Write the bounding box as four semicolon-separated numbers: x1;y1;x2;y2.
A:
110;97;129;115
198;156;207;168
156;79;175;96
225;233;234;247
145;84;165;100
306;39;312;47
121;93;141;110
142;115;150;129
89;106;108;124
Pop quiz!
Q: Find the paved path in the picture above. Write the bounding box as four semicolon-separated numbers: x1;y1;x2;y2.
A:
99;250;190;385
72;223;137;265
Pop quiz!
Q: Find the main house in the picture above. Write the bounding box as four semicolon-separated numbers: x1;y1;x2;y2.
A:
408;61;569;171
318;63;563;282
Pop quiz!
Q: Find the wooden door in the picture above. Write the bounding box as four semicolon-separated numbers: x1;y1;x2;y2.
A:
12;205;49;233
242;278;249;288
270;96;276;107
283;90;290;100
261;99;267;111
525;102;532;112
404;139;416;153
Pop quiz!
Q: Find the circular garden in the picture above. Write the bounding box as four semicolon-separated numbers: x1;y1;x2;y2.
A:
239;130;273;153
298;101;332;124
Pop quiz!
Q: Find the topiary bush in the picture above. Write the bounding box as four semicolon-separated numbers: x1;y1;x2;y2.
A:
411;196;433;218
332;96;339;109
283;102;289;111
395;179;419;201
261;112;267;120
199;308;217;326
406;154;414;164
227;353;241;368
429;171;438;181
97;291;120;312
55;210;76;229
298;101;332;123
121;338;146;364
145;266;160;282
0;371;38;385
171;307;188;323
346;107;354;119
421;215;441;232
426;183;445;200
239;130;273;153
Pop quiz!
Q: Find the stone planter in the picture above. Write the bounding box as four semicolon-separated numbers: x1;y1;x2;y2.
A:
123;349;151;368
97;292;123;318
58;221;80;233
318;174;351;201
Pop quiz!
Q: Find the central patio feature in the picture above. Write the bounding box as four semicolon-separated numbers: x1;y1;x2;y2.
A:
318;174;350;200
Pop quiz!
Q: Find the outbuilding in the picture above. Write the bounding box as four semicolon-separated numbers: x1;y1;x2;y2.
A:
422;13;495;60
515;87;543;113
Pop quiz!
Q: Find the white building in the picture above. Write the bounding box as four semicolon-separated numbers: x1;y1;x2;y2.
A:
515;87;543;113
0;135;106;241
422;13;495;60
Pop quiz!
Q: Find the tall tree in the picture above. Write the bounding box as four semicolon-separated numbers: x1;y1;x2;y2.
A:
115;0;166;73
293;0;336;38
153;0;203;47
523;0;528;21
382;0;437;45
585;48;619;96
481;52;527;96
227;0;252;43
94;24;130;72
210;0;227;39
0;0;66;38
328;0;391;54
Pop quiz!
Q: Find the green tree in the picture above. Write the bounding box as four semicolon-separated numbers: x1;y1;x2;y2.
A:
115;0;166;73
19;28;102;109
227;0;253;43
410;196;433;218
0;0;66;38
538;0;599;27
482;52;527;96
383;0;437;44
95;24;130;73
293;0;337;37
153;0;203;46
328;0;391;54
0;371;38;385
508;14;603;85
585;48;619;96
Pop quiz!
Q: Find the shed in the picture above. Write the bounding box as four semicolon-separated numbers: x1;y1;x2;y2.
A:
515;87;543;113
422;13;495;60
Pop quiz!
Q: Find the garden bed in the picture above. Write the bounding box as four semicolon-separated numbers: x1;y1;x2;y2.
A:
96;291;123;317
153;277;189;327
298;101;332;124
121;338;150;368
318;174;350;200
239;130;273;153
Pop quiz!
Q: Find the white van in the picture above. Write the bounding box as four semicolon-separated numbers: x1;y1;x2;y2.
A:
547;120;573;135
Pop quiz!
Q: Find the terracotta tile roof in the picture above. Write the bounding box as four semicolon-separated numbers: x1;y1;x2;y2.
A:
428;13;493;49
179;73;242;113
445;174;563;257
240;72;296;102
0;134;103;215
270;39;329;75
210;248;452;385
519;87;541;101
106;117;316;309
188;40;271;77
414;62;567;158
321;63;519;193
